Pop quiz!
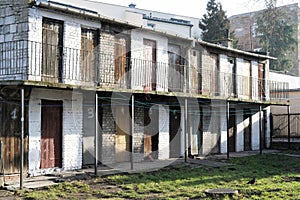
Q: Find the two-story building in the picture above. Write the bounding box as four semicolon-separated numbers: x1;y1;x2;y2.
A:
0;0;288;178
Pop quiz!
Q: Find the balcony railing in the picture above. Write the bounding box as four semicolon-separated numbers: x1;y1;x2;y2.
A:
0;40;288;102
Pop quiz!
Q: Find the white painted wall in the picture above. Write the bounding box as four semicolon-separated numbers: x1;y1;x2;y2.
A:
27;8;101;83
54;0;200;38
251;110;260;150
130;29;168;91
265;107;271;148
251;61;259;100
269;71;300;89
219;102;227;154
236;111;244;152
158;105;170;159
28;88;83;176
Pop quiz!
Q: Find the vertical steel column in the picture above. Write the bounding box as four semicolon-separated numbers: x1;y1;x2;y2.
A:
20;88;24;189
95;92;98;176
287;104;291;149
259;105;262;155
131;94;134;170
226;101;230;159
184;98;188;162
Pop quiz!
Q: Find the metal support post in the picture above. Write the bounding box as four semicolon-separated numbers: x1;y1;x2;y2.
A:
184;98;188;162
259;105;262;155
95;93;98;176
226;101;230;159
131;94;135;170
20;88;24;189
287;104;291;149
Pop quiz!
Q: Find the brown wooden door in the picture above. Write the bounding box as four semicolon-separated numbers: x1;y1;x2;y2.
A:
42;18;63;83
168;44;183;92
41;100;63;169
143;39;157;91
169;107;181;158
0;97;28;173
81;28;97;83
114;36;127;87
229;108;236;152
258;63;264;100
144;107;159;159
243;109;252;151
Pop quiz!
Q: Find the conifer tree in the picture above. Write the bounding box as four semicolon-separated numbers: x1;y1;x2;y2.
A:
199;0;236;46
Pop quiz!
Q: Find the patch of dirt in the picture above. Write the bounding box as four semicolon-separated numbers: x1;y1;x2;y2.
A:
0;190;18;200
282;176;300;182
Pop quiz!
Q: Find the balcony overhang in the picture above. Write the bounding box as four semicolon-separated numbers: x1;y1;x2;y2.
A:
0;80;289;106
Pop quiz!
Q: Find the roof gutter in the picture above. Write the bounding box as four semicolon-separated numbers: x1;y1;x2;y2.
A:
198;39;277;60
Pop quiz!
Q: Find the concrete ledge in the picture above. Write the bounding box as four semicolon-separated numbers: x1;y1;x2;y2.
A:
205;188;238;197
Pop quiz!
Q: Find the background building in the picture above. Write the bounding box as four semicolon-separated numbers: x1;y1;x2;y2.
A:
230;3;300;76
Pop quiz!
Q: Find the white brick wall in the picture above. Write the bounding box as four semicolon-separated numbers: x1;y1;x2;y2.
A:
28;88;83;176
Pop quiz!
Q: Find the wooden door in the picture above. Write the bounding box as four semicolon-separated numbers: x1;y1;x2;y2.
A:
169;106;181;158
143;39;157;91
258;63;265;100
229;108;236;152
41;100;62;169
115;107;130;162
42;18;63;83
168;44;183;92
114;36;127;87
81;28;97;83
144;107;159;160
0;97;28;173
243;109;252;151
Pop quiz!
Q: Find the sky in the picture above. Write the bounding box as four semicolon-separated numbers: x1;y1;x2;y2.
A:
92;0;298;18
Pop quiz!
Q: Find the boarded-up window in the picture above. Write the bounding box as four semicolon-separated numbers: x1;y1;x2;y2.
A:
81;28;97;83
42;18;63;83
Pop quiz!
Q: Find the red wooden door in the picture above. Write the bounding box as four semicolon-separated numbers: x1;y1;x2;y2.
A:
41;100;63;169
143;39;157;91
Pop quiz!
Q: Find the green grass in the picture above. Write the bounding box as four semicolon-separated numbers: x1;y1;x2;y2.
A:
19;153;300;199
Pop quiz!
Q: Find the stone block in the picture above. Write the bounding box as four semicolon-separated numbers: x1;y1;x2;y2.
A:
5;15;15;25
10;24;16;33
